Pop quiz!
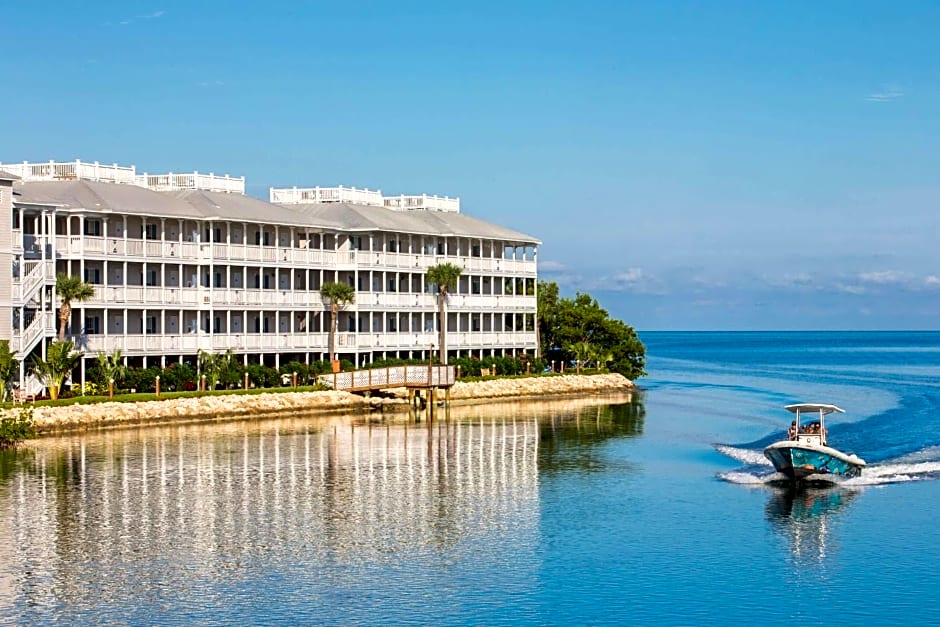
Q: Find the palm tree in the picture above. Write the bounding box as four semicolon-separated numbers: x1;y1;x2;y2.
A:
197;348;238;391
56;273;95;341
32;340;82;400
426;263;463;365
95;349;127;396
320;282;356;368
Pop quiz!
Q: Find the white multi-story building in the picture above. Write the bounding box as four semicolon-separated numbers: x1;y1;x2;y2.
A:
0;160;539;386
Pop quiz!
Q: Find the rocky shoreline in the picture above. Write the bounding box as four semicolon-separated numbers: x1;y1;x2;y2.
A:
15;373;636;434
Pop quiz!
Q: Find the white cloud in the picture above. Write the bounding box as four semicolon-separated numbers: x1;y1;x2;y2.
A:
612;267;645;283
770;272;816;289
834;283;867;295
866;86;904;102
109;9;166;26
925;275;940;288
538;260;566;272
857;270;911;285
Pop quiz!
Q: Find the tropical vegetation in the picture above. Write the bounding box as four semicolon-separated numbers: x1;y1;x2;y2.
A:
537;280;646;380
0;407;36;449
426;262;463;365
56;273;95;341
0;341;17;403
31;340;83;400
320;282;356;365
95;350;127;396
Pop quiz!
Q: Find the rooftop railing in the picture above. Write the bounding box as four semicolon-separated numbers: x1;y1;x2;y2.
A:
137;172;245;194
0;160;137;184
2;160;245;194
270;185;384;206
384;194;460;213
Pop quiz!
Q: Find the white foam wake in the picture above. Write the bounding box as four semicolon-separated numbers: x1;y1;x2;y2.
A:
842;461;940;486
717;470;785;485
714;444;773;466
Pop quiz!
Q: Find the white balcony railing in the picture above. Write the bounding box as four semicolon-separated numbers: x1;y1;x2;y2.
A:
11;312;56;357
76;330;536;356
0;160;245;193
270;186;383;206
0;160;137;184
13;259;50;304
383;194;460;213
137;171;245;194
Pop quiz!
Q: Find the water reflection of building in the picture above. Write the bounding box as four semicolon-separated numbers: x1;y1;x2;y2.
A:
0;395;644;619
765;486;856;564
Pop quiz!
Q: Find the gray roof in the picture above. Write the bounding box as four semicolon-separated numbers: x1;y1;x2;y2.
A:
12;179;540;244
14;179;194;216
0;170;20;181
282;202;540;244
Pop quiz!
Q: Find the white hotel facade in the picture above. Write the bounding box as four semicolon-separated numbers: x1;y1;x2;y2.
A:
0;160;538;385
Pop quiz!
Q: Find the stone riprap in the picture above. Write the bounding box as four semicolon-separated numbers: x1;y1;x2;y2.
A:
26;390;376;433
13;374;635;434
446;373;634;403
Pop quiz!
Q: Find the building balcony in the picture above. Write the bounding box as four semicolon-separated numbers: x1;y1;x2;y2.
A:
80;286;536;311
47;235;537;275
75;330;537;356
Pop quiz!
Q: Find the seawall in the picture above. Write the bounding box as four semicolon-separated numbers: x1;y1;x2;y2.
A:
14;373;635;434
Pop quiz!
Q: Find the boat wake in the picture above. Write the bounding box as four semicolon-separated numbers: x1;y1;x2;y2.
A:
714;444;940;487
714;444;772;467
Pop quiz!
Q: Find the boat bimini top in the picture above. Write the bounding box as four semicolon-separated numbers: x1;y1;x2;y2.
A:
784;404;845;447
785;404;845;416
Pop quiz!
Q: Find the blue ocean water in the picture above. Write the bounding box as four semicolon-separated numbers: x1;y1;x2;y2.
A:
1;331;939;625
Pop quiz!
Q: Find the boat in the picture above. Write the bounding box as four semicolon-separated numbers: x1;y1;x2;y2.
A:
763;403;866;481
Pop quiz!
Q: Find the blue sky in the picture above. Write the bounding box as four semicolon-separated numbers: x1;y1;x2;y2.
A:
3;1;939;330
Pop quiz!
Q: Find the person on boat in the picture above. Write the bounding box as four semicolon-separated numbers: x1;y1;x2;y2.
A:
788;421;797;440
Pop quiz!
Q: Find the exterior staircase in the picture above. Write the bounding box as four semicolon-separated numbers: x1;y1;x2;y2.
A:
11;260;56;360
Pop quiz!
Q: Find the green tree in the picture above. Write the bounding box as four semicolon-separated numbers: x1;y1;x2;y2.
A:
426;262;463;365
320;282;356;365
537;280;561;358
32;340;82;400
0;340;18;403
56;273;95;341
537;281;646;380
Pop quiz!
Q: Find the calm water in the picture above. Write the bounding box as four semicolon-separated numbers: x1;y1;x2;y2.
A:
2;331;940;625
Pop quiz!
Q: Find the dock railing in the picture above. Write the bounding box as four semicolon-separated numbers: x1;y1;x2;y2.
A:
319;365;456;391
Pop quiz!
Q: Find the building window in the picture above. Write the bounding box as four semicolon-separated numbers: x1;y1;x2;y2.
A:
84;220;102;236
146;269;158;286
146;316;157;334
144;223;158;240
83;268;101;284
84;316;101;334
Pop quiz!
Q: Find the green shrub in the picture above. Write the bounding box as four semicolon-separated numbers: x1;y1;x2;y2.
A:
0;407;36;449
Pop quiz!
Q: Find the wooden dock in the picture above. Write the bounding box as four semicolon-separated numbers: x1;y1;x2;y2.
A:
319;364;456;392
